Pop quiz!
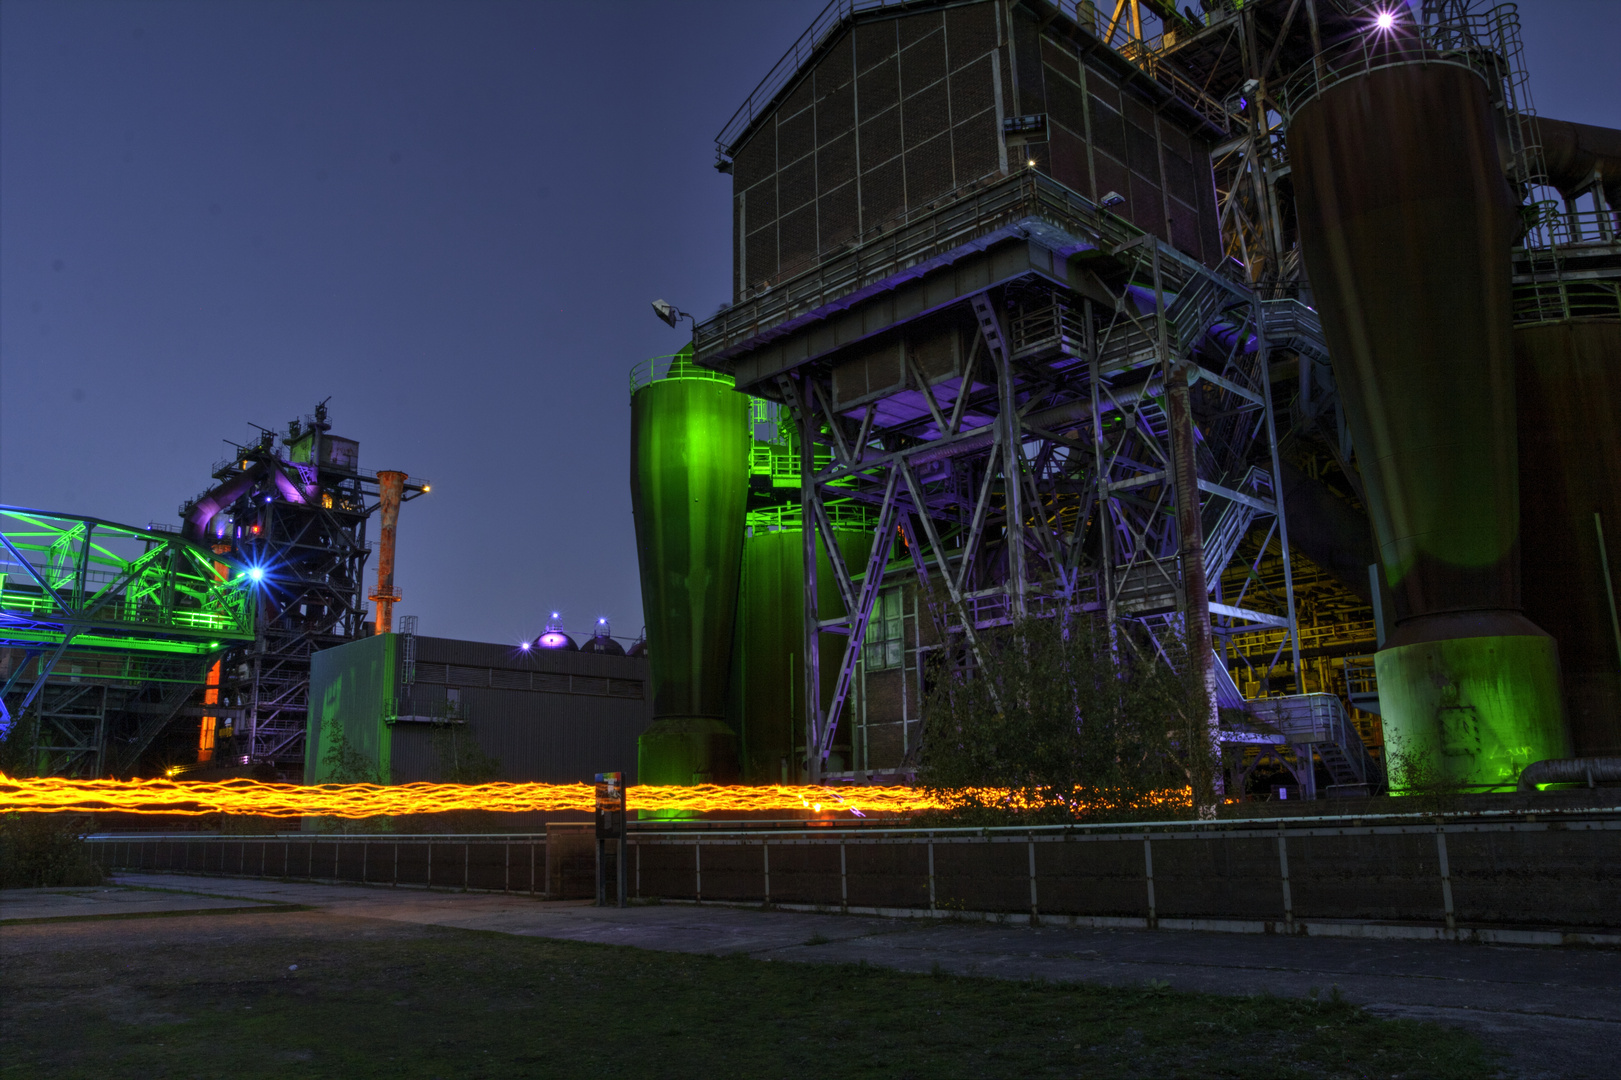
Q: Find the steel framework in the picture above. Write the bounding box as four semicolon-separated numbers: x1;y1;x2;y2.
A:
0;506;255;776
691;0;1457;791
698;168;1323;783
181;403;426;774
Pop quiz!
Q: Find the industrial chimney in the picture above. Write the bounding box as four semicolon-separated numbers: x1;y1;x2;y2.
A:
371;470;408;635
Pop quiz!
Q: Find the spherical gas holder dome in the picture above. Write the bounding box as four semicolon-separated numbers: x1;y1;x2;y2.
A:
535;612;578;651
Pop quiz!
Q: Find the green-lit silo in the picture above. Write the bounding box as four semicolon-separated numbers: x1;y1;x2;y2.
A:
733;504;873;782
1289;60;1569;789
630;348;750;784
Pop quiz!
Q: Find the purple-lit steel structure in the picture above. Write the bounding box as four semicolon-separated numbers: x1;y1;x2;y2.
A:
179;401;427;775
690;0;1620;792
695;0;1335;786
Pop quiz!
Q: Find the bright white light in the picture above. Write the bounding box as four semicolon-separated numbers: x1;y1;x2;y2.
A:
247;567;264;582
1375;10;1395;29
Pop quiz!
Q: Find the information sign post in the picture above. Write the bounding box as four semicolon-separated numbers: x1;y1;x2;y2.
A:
594;771;627;908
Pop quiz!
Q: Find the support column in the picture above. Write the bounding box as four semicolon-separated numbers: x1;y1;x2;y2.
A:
799;377;823;784
1156;246;1222;806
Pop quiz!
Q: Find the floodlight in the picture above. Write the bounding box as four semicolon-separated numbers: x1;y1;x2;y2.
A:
1100;191;1126;208
651;299;685;328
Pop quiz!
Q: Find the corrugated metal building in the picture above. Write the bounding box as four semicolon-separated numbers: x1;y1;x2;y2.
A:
305;633;650;784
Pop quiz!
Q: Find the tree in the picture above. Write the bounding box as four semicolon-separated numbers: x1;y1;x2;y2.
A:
918;613;1216;821
319;717;380;785
431;721;501;785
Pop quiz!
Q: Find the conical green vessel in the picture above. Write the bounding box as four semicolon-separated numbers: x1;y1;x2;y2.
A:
630;349;750;784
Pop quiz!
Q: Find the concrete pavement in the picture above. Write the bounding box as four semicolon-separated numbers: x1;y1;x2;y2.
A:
0;882;294;923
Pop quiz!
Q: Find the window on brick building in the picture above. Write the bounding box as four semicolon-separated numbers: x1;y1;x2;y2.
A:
863;588;905;670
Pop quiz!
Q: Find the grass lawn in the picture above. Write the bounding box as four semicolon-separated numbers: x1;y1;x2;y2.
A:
1;908;1495;1079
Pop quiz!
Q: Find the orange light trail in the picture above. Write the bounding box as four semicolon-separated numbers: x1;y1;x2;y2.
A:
0;775;938;818
0;774;1190;819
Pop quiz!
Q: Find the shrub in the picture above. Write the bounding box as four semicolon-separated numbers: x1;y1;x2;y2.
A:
918;613;1216;821
0;813;105;889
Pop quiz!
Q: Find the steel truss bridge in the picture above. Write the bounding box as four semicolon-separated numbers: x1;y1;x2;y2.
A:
0;507;255;777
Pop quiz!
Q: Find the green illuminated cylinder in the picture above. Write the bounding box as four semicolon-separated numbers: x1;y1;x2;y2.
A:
1374;621;1565;788
733;518;873;782
630;351;750;785
1289;62;1569;788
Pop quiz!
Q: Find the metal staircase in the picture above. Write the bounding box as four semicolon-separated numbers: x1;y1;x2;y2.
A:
114;679;204;775
1229;692;1384;798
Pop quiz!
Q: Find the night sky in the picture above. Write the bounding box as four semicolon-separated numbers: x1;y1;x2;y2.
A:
3;0;1617;649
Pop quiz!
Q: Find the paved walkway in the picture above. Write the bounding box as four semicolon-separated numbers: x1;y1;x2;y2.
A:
0;883;290;922
10;871;1620;1078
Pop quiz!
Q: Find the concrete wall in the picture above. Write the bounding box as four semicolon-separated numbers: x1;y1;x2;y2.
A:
305;634;654;784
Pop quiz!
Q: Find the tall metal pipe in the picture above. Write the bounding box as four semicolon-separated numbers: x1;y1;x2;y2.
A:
371;470;407;636
1289;60;1568;789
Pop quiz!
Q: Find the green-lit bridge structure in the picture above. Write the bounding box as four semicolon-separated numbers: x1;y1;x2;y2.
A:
0;506;256;777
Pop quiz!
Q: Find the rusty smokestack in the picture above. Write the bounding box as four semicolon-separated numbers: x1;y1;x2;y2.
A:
371;470;407;635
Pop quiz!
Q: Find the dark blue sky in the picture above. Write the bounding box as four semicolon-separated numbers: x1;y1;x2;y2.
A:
3;0;1617;648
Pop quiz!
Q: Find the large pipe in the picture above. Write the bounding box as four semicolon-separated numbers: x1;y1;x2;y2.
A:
371;470;407;635
1534;116;1621;204
1276;460;1377;604
181;464;268;544
1516;757;1621;793
1289;60;1568;790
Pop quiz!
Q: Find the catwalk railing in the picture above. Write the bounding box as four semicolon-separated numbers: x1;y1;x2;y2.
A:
695;169;1154;365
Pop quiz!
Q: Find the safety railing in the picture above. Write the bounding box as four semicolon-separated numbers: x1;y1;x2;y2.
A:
695;170;1150;366
716;0;894;158
628;351;735;396
1;507;255;648
1113;36;1232;134
1274;7;1517;120
1226;617;1378;668
1529;205;1621;249
1512;277;1621;326
746;499;874;536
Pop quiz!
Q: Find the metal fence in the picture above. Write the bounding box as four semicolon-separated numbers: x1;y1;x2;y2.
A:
87;828;600;898
90;808;1621;942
